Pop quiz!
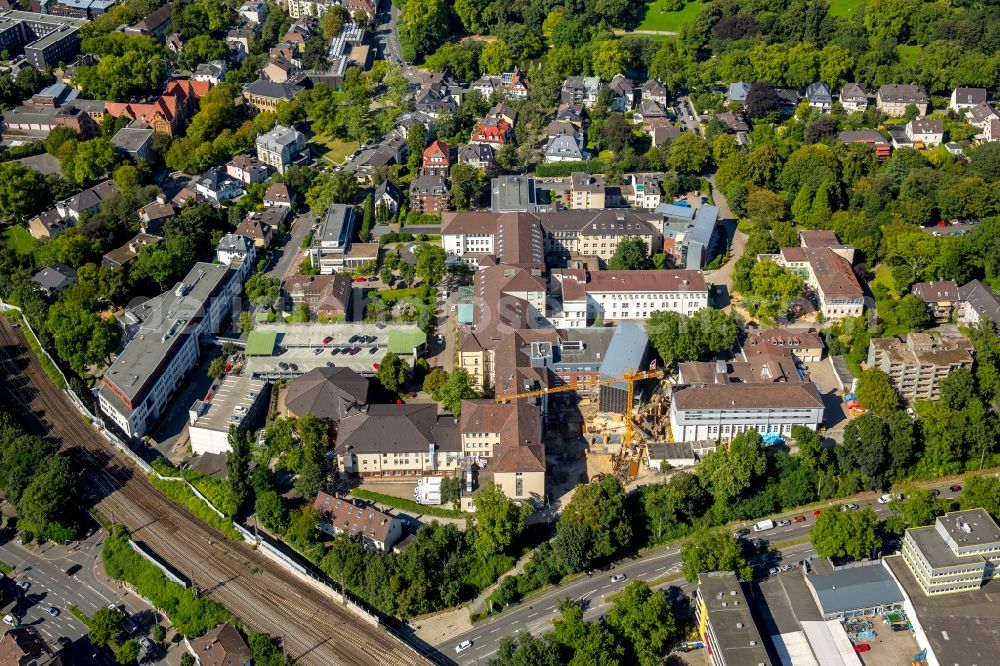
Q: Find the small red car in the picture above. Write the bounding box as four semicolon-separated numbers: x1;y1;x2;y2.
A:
950;484;963;492
854;643;870;653
353;277;366;283
813;510;822;517
793;515;805;523
323;336;333;344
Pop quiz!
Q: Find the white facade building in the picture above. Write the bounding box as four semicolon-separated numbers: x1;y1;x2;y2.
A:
188;375;268;455
255;124;306;174
670;383;825;443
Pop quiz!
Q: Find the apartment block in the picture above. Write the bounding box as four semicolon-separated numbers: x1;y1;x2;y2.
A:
553;268;708;326
901;509;1000;596
308;203;356;274
867;332;974;400
696;572;772;666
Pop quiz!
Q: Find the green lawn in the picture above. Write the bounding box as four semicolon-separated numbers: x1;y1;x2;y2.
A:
309;133;359;165
897;44;921;66
4;225;35;255
872;263;898;299
827;0;865;18
637;1;704;32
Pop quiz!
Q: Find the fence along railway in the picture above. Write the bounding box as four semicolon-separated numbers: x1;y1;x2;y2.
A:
0;316;428;666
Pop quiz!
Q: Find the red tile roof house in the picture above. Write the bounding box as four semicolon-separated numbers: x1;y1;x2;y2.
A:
470;117;511;146
313;492;403;552
421;139;451;177
104;78;210;137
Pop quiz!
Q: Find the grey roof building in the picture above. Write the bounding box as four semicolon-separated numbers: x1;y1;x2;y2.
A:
308;203;356;273
804;563;904;620
543;133;587;162
726;81;750;103
655;202;722;269
112;123;154;161
599;322;651;415
30;264;75;295
285;366;370;421
957;279;1000;330
805;81;832;110
696;572;772;666
491;175;537;213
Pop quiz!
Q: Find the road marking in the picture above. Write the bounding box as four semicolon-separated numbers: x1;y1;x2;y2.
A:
600;584;610;589
527;612;538;619
490;627;501;633
656;566;666;572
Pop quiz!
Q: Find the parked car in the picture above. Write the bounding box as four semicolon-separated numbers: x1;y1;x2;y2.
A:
767;567;779;575
733;528;750;539
65;564;82;576
949;484;963;492
792;515;805;523
139;637;154;653
841;503;859;511
610;573;627;583
16;581;29;592
929;489;941;496
854;643;870;653
45;607;59;617
455;640;473;654
323;336;333;344
776;519;791;527
330;348;340;356
813;510;822;517
312;348;323;355
369;346;378;354
3;615;16;626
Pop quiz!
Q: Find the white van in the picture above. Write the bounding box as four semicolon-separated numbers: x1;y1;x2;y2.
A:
753;519;776;533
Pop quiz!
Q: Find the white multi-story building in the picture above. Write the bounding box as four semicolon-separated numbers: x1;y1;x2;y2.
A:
99;263;242;439
901;509;1000;596
255;124;305;174
670;382;824;443
553;269;707;326
763;231;863;321
188;375;268;455
309;204;356;274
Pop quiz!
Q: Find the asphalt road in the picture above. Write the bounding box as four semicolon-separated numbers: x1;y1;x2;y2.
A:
374;5;405;66
0;528;152;660
442;483;966;665
266;212;313;282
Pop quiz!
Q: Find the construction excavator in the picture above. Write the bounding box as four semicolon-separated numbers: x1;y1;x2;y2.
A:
494;364;668;481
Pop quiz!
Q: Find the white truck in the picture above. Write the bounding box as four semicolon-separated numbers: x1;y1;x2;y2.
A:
753;519;776;533
414;477;443;505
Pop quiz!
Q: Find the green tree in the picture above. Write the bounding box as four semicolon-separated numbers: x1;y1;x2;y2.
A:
557;475;631;567
591;40;630;81
893;294;931;331
742;260;804;319
360;193;374;242
63;137;118;187
116;639;140;664
449;163;483;211
225;426;251;515
0;162;46;220
493;632;562;666
306;171;358;212
422;367;448;397
480;40;512;75
810;506;880;561
885;488;944;534
255;490;290;533
437;368;480;415
46;300;122;377
89;606;123;647
150;624;166;643
645;308;739;370
245;274;280;308
401;0;450;59
207;357;226;379
414;243;446;285
471;482;527;558
855;368;901;414
940;367;975;411
667;132;711;174
549;599;624;665
319;5;349;39
17;455;77;543
697;430;768;503
607;236;651;270
440;476;461;508
680;528;752;582
605;581;678;665
376;351;410;394
960;475;1000;520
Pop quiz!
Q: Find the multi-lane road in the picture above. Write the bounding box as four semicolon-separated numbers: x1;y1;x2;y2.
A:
0;317;428;666
442;483;966;665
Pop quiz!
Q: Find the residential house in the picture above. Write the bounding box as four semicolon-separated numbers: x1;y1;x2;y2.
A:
283;273;352;318
374;179;401;217
111;123;154;162
458;142;495;172
648;120;681;148
104;78;208;137
569;172;606;210
192;624;251;666
868;332;974;401
263;182;292;207
215;233;255;267
876;84;929;116
554;103;585;126
352;147;396;184
486;102;517;127
308;204;355;273
965;102;1000;138
805;81;833;112
839;83;868;112
242;78;304;112
543;133;589;162
239;0;266;24
775;88;799;115
956;279;1000;330
764;233;863;320
838;129;892;159
905;116;944;147
912;280;961;323
261;56;294;83
634;99;668;123
470;73;504;98
607;73;634;112
0;627;58;665
409;174;449;213
313;492;403;552
950;87;987;112
124;3;173;38
625;173;661;210
726;81;750;104
30;264;75;296
137;196;175;235
226;155;269;184
235;213;274;248
561;76;601;107
335;403;462;479
506;68;530;100
343;0;378;21
414;83;457;117
195;167;244;202
640;79;668;106
744;328;825;363
255;123;306;174
193;60;227;85
102;232;159;270
421;139;451;176
470;117;511;146
27;179;120;239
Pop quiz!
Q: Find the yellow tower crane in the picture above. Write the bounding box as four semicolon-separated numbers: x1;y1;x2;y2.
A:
494;368;665;453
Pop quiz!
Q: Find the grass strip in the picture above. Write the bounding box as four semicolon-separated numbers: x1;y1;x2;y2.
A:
351;488;464;519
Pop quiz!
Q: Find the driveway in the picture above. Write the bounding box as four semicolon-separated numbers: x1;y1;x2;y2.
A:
703;175;746;307
266;212;313;282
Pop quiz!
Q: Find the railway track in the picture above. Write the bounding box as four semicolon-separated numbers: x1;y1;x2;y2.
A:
0;318;428;666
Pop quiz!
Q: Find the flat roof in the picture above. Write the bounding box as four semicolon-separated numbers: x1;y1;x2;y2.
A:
698;572;773;666
387;327;427;354
102;262;233;407
939;509;1000;548
886;555;1000;666
806;564;904;614
907;526;983;569
598;322;649;383
245;330;277;356
190;375;267;433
